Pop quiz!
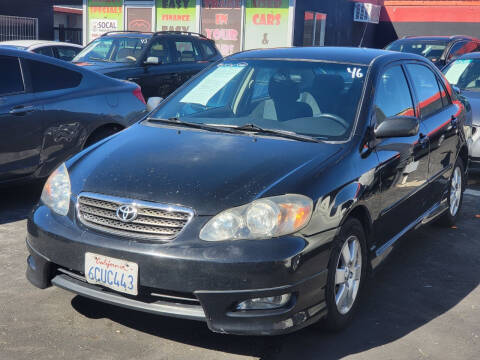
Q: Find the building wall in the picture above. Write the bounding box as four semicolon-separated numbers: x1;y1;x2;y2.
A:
293;0;380;48
376;0;480;47
0;0;54;40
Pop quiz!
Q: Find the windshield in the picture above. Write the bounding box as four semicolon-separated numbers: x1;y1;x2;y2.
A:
72;36;148;63
150;59;367;141
443;58;480;90
386;40;448;62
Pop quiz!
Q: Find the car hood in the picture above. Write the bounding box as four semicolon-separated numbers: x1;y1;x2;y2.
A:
69;123;342;215
73;61;132;73
460;90;480;126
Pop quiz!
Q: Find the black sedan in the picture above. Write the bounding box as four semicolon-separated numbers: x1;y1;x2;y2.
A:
26;47;469;335
0;48;147;185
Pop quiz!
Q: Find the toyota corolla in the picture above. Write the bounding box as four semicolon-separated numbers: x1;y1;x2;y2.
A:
26;47;468;335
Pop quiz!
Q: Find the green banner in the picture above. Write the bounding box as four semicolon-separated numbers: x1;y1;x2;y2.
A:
244;0;290;50
88;0;124;42
156;0;197;32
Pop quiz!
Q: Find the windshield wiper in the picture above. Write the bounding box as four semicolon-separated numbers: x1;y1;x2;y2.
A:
146;117;241;134
226;123;324;143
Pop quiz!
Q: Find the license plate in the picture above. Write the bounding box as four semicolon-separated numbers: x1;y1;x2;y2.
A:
84;252;138;296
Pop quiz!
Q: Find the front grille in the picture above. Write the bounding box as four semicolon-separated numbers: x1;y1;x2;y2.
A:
77;192;194;241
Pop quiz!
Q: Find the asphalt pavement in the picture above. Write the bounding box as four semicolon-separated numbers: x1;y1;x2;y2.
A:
0;176;479;360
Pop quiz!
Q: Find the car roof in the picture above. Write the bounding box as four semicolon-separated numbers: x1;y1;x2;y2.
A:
0;40;83;48
228;46;420;65
397;35;477;42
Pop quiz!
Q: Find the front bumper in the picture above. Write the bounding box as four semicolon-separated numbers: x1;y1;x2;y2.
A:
26;205;335;335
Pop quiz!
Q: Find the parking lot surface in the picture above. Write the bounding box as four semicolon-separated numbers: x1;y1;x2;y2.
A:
0;177;479;360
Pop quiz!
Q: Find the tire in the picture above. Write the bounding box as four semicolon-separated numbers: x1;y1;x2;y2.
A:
84;126;121;149
323;218;367;331
437;158;465;227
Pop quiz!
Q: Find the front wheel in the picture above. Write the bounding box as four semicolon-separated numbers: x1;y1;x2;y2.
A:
438;158;465;227
324;218;367;331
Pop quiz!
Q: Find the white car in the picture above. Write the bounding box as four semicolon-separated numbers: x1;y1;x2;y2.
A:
0;40;82;61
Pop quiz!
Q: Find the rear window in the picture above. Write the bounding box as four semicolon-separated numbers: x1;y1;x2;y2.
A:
25;59;82;92
0;55;24;95
386;40;448;62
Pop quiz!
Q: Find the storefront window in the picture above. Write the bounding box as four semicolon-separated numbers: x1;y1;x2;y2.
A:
244;0;290;50
201;0;242;56
126;7;153;32
303;11;326;46
88;0;124;41
156;0;197;32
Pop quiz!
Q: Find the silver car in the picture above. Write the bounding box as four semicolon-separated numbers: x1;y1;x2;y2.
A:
0;40;82;61
443;53;480;168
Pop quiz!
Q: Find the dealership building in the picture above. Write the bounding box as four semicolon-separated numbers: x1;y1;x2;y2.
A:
81;0;382;55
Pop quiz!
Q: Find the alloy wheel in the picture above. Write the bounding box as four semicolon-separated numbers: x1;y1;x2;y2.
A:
450;166;462;217
334;235;362;315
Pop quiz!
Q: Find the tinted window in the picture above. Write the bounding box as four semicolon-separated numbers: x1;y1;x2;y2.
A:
198;40;216;59
175;40;199;63
448;41;477;61
374;65;414;123
146;38;171;64
406;64;444;118
437;77;451;107
56;46;81;61
25;59;82;92
33;47;54;57
0;56;24;95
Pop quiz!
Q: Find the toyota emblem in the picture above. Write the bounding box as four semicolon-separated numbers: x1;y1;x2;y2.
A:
116;204;138;222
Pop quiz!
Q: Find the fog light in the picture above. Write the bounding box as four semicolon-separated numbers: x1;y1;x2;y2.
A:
236;294;291;310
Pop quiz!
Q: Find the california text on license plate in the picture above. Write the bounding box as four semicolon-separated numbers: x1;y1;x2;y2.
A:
84;252;138;295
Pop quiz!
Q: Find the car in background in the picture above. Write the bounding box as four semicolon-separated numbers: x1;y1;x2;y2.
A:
26;47;469;335
385;35;480;68
0;47;147;185
443;52;480;168
0;40;83;61
72;31;222;99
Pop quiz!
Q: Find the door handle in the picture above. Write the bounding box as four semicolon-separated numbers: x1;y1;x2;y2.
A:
450;115;458;128
419;133;429;147
9;105;36;115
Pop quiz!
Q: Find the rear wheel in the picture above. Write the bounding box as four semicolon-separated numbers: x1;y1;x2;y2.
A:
324;218;367;331
437;158;465;227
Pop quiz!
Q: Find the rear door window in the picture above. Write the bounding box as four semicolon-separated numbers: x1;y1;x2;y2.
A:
33;47;55;58
0;55;25;95
406;64;444;118
24;59;83;92
174;40;200;63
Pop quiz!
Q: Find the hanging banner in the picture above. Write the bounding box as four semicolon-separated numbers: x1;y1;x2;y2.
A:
156;0;197;32
88;0;124;42
201;1;242;57
244;0;289;50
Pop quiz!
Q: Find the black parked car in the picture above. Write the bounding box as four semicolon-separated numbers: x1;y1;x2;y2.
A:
385;35;480;68
26;47;469;335
72;31;222;99
0;48;147;184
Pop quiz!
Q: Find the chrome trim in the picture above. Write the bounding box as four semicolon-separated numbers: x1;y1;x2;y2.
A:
76;192;195;241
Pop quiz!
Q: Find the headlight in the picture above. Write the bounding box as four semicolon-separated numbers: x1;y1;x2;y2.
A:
199;194;313;241
41;163;71;216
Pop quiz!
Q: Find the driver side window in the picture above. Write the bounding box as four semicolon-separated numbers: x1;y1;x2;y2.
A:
374;65;415;125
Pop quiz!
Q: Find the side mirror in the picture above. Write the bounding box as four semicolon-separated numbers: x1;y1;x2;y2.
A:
452;85;461;95
144;56;160;65
147;97;163;112
374;116;419;138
